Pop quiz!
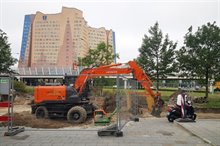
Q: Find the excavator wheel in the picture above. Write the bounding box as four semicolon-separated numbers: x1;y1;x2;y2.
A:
35;106;49;119
67;106;87;124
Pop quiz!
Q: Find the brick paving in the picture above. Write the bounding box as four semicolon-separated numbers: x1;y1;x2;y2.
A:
175;119;220;146
0;118;214;146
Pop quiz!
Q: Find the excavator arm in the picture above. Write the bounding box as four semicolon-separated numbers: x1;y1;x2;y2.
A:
127;61;163;116
74;63;132;94
73;61;164;116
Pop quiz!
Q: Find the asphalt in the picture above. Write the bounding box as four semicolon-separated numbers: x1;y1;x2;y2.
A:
0;118;219;146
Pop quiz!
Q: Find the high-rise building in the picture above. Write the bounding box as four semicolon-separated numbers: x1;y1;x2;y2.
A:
18;7;116;68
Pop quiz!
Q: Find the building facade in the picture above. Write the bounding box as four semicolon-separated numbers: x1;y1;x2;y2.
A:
19;7;116;68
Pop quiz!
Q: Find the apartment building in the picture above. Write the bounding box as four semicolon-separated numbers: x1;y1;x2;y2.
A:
18;7;116;68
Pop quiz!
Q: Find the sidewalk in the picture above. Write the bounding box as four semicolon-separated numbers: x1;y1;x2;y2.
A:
0;118;213;146
175;119;220;146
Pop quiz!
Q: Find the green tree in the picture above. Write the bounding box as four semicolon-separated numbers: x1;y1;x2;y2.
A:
80;42;119;95
177;22;220;98
0;29;17;74
80;42;119;67
137;22;177;90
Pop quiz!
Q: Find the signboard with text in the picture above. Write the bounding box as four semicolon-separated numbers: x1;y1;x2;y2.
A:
0;77;10;95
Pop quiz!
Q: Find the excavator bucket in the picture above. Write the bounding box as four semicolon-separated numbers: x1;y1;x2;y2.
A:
145;94;163;117
145;94;155;113
151;96;164;117
151;107;162;117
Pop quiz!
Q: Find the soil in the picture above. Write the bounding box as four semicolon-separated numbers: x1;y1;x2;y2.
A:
0;111;95;128
0;94;99;129
0;92;219;129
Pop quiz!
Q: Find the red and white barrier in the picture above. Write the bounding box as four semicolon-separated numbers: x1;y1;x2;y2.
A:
0;102;12;121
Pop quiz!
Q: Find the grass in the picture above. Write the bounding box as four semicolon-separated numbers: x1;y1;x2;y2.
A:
27;86;220;108
159;91;174;101
156;89;220;109
103;87;220;108
190;92;220;108
161;91;220;108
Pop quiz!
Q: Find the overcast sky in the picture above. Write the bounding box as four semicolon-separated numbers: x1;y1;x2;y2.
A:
0;0;219;65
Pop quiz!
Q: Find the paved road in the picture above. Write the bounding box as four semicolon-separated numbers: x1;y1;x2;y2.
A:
176;119;220;146
0;118;214;146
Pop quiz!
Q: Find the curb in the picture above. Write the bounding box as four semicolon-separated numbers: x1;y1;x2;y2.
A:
174;121;215;146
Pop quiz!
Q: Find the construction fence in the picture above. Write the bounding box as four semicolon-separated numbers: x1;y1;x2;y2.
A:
0;75;148;137
0;76;24;136
1;75;215;137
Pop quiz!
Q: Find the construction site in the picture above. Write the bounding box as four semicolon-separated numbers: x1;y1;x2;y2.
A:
0;88;220;129
0;61;220;146
0;2;220;145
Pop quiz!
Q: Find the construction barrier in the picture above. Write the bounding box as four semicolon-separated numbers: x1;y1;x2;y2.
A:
0;74;156;137
0;76;24;136
97;76;141;137
0;102;12;121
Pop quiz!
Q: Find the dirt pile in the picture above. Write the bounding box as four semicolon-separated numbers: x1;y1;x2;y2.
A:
0;111;93;128
14;92;33;104
89;95;116;112
167;90;181;106
1;91;220;129
193;96;208;103
89;96;105;109
1;94;108;128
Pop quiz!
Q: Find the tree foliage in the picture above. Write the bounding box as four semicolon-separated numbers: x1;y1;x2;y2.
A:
137;22;177;90
80;42;119;94
0;29;17;74
177;22;220;98
14;80;26;93
80;42;119;67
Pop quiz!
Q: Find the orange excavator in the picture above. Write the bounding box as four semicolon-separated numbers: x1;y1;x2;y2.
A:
31;61;164;124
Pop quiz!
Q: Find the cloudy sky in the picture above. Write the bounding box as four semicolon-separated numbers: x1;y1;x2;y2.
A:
0;0;219;64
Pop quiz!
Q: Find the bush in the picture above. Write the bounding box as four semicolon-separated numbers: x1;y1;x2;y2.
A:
14;80;26;93
25;86;34;94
